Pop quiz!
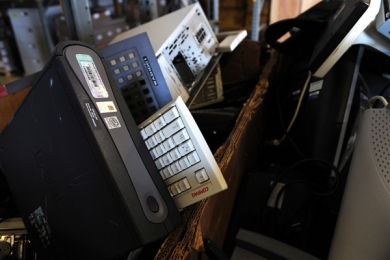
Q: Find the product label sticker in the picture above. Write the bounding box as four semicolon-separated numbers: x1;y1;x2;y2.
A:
84;102;101;128
29;207;52;248
76;54;109;98
104;116;121;129
309;80;323;93
96;101;117;113
143;56;158;86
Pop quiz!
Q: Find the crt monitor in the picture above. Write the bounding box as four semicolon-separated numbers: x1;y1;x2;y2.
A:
0;41;182;259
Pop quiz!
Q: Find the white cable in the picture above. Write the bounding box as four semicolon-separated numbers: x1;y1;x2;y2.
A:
271;70;312;146
368;95;388;108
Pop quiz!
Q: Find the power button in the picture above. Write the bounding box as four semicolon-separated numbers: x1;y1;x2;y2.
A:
147;196;159;213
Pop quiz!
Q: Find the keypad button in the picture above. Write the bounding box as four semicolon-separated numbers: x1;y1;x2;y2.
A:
154;116;167;130
177;140;195;156
155;158;164;170
140;129;148;140
163;138;175;151
146;136;158;148
162;118;184;138
187;151;200;164
154;131;165;143
162;166;173;179
195;168;209;183
170;148;181;160
150;149;158;160
171;162;182;174
179;157;191;170
144;123;157;136
169;184;181;196
155;144;167;157
178;178;191;191
162;153;173;165
161;168;169;179
170;182;181;195
173;129;190;145
163;107;179;123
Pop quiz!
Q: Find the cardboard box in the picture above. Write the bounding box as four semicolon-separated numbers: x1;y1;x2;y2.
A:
154;49;279;259
0;86;30;132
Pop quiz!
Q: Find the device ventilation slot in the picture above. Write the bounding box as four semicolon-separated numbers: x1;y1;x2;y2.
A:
371;109;390;187
195;27;207;45
121;83;156;122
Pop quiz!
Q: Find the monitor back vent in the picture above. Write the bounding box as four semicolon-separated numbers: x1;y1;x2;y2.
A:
370;109;390;190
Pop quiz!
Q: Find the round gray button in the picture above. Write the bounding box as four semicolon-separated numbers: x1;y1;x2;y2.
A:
147;196;159;213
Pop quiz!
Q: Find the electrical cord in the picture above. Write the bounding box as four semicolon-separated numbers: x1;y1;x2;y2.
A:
267;158;340;203
368;95;388;108
266;158;341;237
272;179;315;236
269;70;312;146
359;73;390;108
370;76;390;108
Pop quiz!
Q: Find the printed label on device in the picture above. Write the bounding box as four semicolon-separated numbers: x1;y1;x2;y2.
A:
191;183;214;198
76;54;109;98
84;102;101;129
29;207;52;248
104;116;121;129
96;101;117;113
309;80;323;93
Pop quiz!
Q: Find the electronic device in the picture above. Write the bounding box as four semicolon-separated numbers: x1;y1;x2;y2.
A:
138;96;227;210
265;0;380;78
110;2;220;106
263;0;380;172
305;46;364;172
100;32;173;125
216;30;248;53
189;64;223;110
0;41;181;259
0;218;34;260
265;45;364;175
354;0;390;58
308;0;380;78
187;29;248;110
328;102;390;259
375;0;390;39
